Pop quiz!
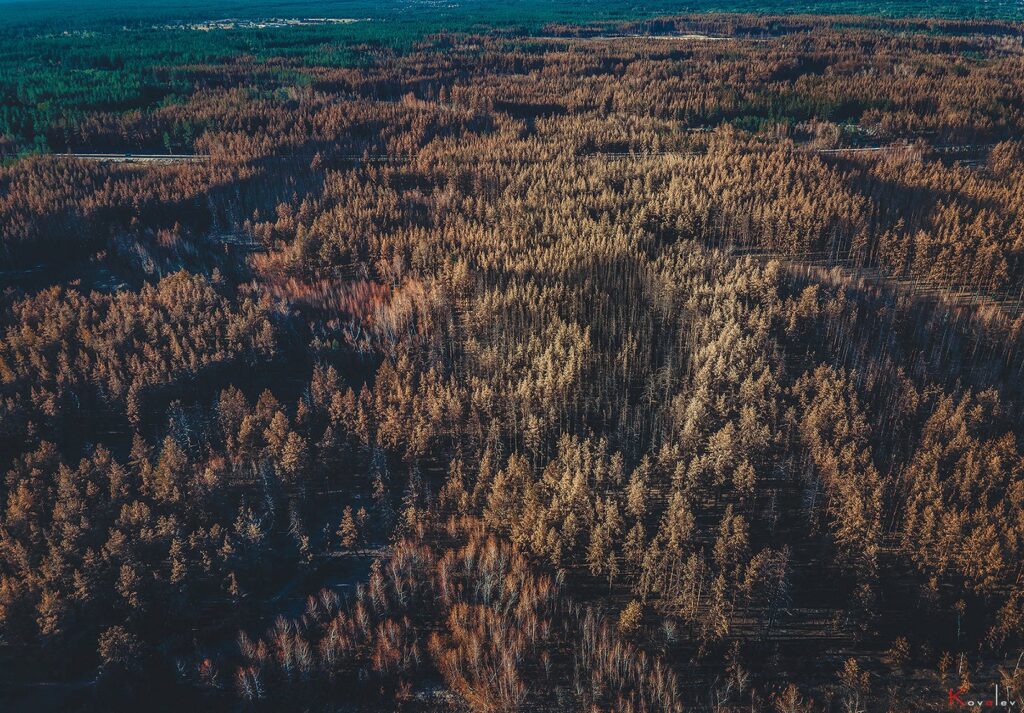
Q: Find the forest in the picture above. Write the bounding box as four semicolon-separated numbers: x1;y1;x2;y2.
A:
2;5;1024;712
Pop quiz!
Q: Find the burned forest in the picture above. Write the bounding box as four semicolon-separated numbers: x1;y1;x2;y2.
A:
2;5;1024;711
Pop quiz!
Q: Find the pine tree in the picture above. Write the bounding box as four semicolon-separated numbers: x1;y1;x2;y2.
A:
337;506;359;550
98;626;142;673
618;599;643;636
624;522;647;570
150;435;186;503
264;411;290;459
280;431;308;482
626;457;650;520
169;538;187;584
